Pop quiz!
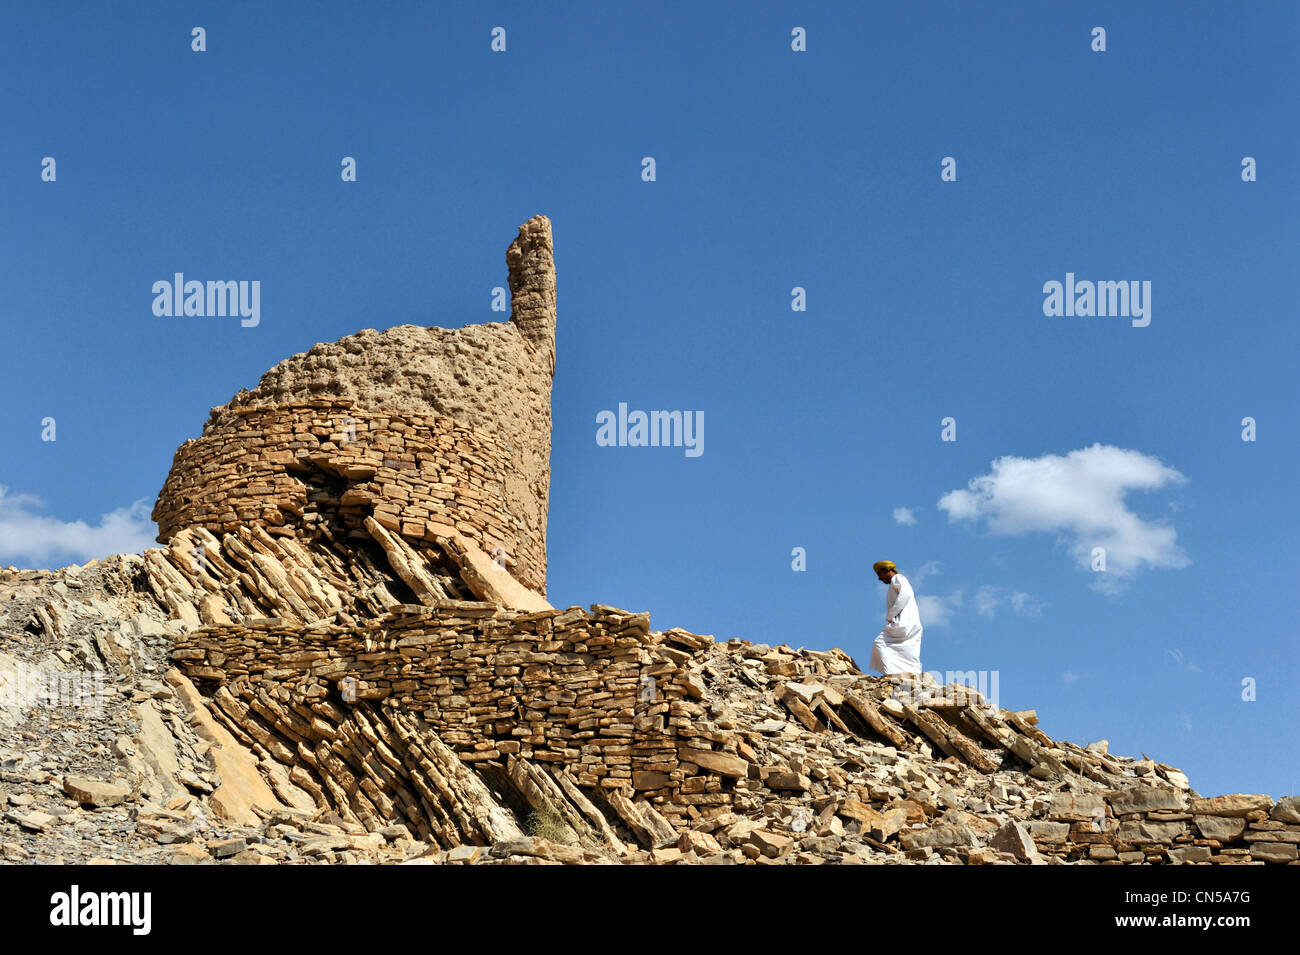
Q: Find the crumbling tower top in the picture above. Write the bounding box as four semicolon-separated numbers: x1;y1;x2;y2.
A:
507;213;557;376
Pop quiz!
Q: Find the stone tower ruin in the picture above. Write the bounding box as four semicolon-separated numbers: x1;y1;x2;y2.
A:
152;214;556;597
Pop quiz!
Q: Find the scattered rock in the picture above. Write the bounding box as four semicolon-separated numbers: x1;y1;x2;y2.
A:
4;809;56;831
990;820;1042;863
210;838;247;858
63;775;130;808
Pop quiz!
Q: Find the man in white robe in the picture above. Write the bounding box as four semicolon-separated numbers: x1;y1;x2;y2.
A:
869;560;923;674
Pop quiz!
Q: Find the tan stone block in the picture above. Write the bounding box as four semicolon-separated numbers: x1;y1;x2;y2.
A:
1189;794;1274;817
1249;842;1297;863
1194;815;1246;841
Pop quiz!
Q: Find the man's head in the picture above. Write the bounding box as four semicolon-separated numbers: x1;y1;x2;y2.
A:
873;560;897;583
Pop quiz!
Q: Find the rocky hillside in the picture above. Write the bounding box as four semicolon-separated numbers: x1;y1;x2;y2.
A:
1;216;1293;866
1;550;1294;866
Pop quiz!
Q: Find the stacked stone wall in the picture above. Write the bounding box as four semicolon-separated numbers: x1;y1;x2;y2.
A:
152;401;546;593
174;604;733;825
169;598;1300;862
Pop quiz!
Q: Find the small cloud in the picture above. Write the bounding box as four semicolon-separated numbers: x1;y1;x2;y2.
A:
0;485;156;567
1007;591;1044;617
917;588;963;628
938;444;1189;593
892;507;917;526
1062;671;1088;684
973;585;1045;620
1178;711;1193;733
1165;649;1200;674
910;560;941;589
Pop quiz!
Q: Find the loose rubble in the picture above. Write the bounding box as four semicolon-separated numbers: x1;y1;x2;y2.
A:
4;553;1293;866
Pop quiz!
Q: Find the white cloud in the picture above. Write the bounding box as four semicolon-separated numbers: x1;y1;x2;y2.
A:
1165;649;1200;674
1007;592;1040;615
1062;671;1081;684
974;585;1045;620
909;560;942;589
0;485;156;568
938;444;1189;591
892;507;917;526
917;588;963;628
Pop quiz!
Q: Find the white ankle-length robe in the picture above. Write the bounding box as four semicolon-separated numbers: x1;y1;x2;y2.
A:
869;572;923;674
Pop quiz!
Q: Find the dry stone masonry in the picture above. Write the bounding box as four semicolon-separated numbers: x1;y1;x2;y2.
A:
151;404;546;595
1;216;1294;865
153;214;557;596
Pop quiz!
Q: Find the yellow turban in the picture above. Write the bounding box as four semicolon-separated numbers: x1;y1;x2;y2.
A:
873;560;896;573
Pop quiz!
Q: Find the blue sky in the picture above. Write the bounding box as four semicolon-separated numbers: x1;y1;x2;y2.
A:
1;2;1295;798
